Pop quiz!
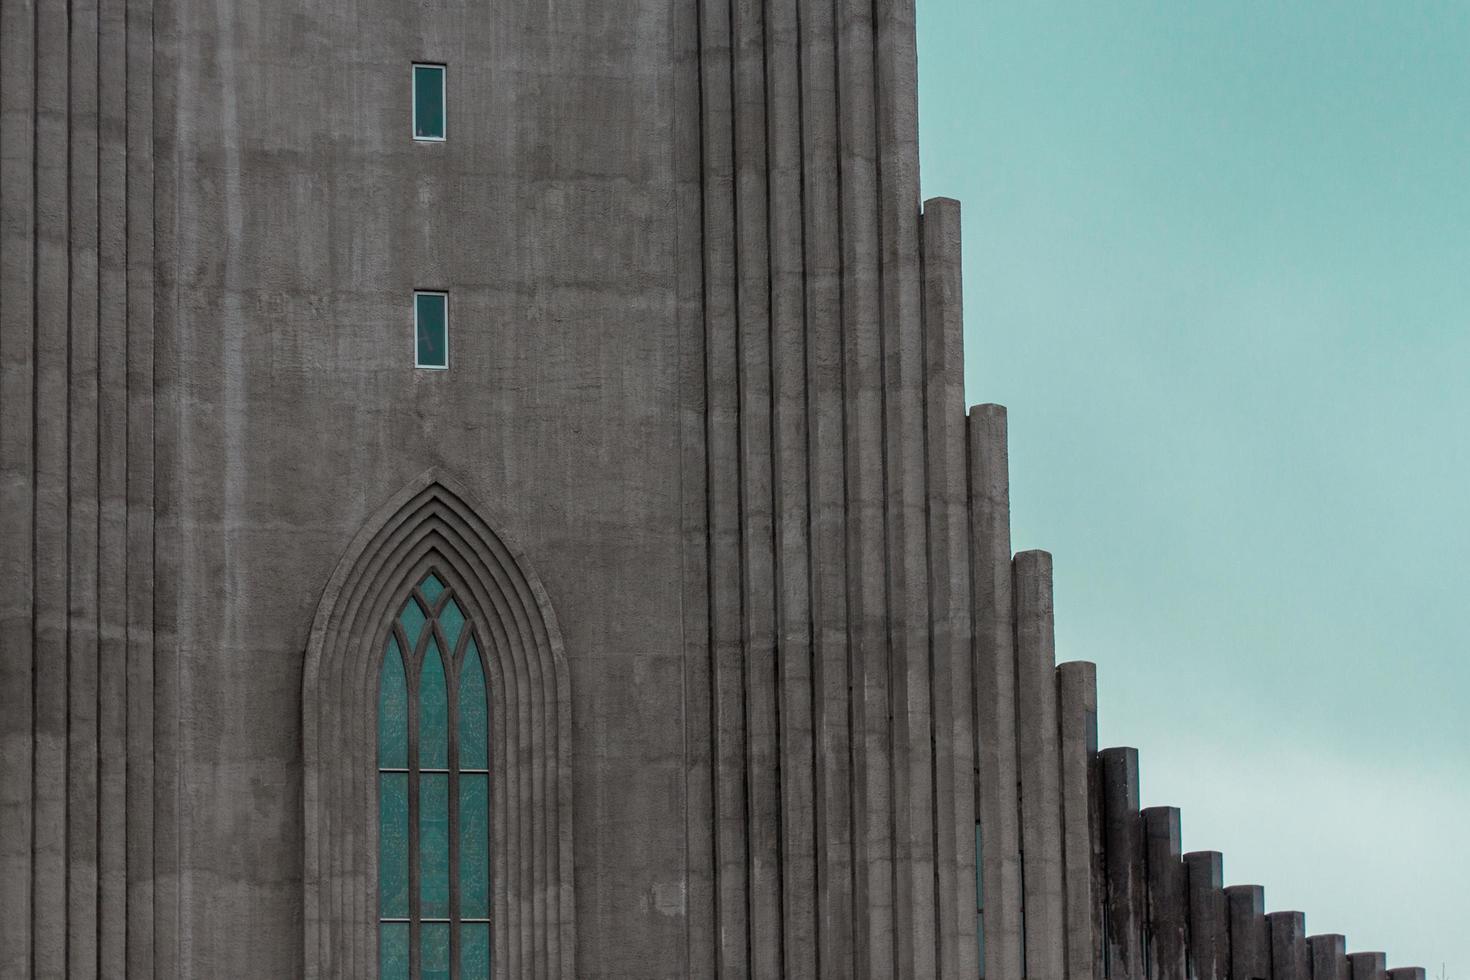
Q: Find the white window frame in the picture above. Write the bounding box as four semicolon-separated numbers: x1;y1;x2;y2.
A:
412;63;447;142
414;291;450;370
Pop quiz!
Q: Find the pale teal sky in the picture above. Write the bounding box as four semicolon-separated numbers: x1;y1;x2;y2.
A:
918;2;1469;971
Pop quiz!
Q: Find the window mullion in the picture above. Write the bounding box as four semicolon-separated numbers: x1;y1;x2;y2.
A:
445;617;462;980
408;655;422;980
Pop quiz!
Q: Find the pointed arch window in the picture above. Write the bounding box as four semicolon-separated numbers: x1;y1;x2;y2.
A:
378;572;492;980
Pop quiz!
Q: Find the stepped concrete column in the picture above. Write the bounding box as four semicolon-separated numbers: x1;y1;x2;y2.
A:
1226;885;1271;980
1101;748;1143;980
1142;807;1186;980
1268;911;1309;980
1308;934;1349;980
1183;851;1228;980
1348;952;1388;980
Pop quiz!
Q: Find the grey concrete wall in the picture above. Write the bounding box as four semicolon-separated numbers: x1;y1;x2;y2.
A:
158;0;698;974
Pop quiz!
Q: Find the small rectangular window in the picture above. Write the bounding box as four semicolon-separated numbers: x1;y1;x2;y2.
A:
415;292;449;369
413;64;446;141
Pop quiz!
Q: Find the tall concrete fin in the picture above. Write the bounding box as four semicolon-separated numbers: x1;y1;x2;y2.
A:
1184;851;1229;980
875;0;934;970
968;405;1023;980
767;0;818;971
923;196;977;978
802;0;854;972
0;0;39;973
1102;747;1145;980
1143;807;1187;980
1014;550;1065;977
696;0;751;972
1058;661;1100;980
1227;885;1272;980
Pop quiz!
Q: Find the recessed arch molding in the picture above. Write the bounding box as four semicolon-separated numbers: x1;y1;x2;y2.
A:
303;469;575;978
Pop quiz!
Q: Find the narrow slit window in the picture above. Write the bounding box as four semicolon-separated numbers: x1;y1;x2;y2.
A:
415;292;449;370
413;64;446;141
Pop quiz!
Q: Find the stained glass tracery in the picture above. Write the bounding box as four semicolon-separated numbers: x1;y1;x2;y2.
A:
378;571;491;980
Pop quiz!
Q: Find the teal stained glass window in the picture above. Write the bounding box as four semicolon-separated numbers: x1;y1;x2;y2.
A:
413;64;446;141
378;570;492;979
415;292;449;370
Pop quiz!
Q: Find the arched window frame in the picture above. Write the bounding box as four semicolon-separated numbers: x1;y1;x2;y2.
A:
303;471;575;980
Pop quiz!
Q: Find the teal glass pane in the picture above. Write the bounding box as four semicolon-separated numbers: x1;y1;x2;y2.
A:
420;773;450;919
459;774;490;919
977;913;986;978
379;773;409;918
439;599;465;656
458;643;488;770
380;922;409;980
461;922;491;980
421;921;450;980
419;640;448;770
400;596;428;653
378;638;408;770
416;293;448;369
414;65;445;139
420;573;445;608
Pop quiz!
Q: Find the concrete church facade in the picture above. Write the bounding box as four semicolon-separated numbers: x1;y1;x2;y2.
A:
0;0;1424;978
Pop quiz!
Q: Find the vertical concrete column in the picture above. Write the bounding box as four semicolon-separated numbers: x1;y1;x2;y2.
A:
123;0;158;969
1014;550;1066;979
695;0;750;971
728;1;783;975
1386;970;1426;980
968;405;1022;980
835;0;893;972
1348;953;1388;980
874;0;935;972
66;0;103;975
922;196;977;977
764;0;817;974
1057;661;1099;980
1226;886;1271;980
96;0;132;969
1183;851;1229;980
1142;807;1187;980
32;0;74;970
798;0;852;974
1308;934;1350;980
1102;747;1144;980
1268;911;1309;980
0;0;39;975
